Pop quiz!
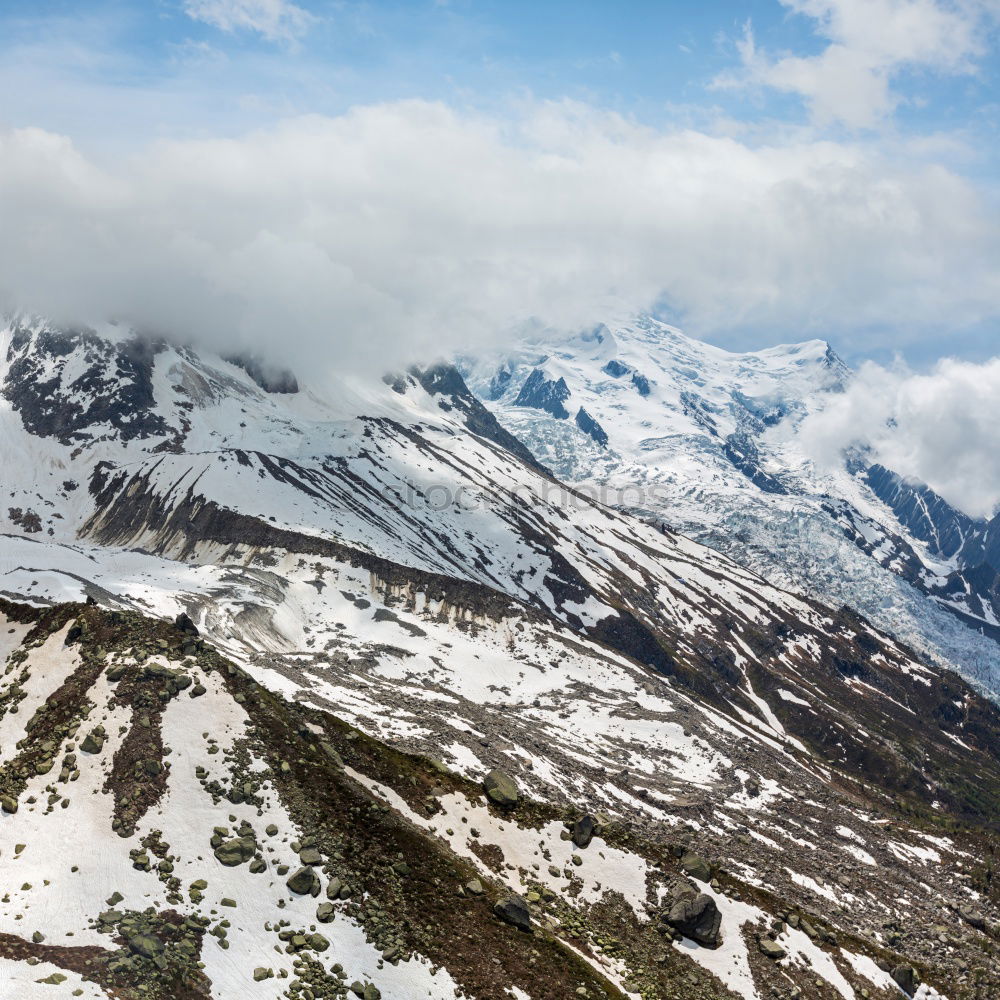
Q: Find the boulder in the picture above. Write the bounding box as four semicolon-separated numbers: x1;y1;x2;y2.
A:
666;893;722;947
214;836;256;867
572;815;597;849
286;866;321;896
126;932;163;958
758;937;786;960
959;905;986;930
80;731;105;754
174;612;199;636
483;768;519;807
679;851;712;883
891;965;919;996
494;894;533;932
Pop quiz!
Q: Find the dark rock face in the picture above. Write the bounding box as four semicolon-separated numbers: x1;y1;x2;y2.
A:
416;363;545;472
825;473;1000;640
174;613;199;636
963;511;1000;575
575;407;608;447
602;359;632;378
601;358;652;394
223;353;299;394
631;372;651;396
513;369;571;420
864;463;975;560
487;365;513;400
680;390;720;435
3;326;171;444
666;893;721;947
723;431;787;495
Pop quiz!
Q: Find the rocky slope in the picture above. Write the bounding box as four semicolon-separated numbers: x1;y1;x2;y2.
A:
0;317;999;999
2;599;998;1000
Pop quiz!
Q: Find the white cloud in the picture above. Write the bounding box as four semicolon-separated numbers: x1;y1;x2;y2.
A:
0;101;998;378
184;0;317;42
718;0;996;128
801;356;1000;519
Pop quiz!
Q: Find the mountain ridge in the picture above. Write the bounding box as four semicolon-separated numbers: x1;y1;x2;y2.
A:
1;317;999;999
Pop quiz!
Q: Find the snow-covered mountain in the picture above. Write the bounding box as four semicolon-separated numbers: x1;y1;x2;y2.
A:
1;316;999;1000
458;316;1000;696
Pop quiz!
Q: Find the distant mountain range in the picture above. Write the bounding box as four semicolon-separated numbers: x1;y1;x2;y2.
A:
458;316;1000;697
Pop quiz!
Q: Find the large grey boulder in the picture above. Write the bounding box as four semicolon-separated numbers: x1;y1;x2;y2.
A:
959;905;986;930
483;768;519;807
666;893;722;947
80;730;105;754
494;894;532;932
758;936;786;960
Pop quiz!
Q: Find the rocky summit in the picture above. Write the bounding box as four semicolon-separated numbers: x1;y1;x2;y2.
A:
0;316;998;1000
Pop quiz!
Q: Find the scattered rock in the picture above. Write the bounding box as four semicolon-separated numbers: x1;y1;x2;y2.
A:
679;851;712;884
174;612;199;636
80;730;105;754
959;905;986;930
214;836;256;867
758;936;786;960
286;866;321;896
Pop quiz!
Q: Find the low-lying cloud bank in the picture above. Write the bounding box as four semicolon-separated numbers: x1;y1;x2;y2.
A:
0;99;998;375
802;356;1000;520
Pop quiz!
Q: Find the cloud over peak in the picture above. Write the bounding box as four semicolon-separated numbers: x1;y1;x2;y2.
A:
0;100;997;376
802;355;1000;519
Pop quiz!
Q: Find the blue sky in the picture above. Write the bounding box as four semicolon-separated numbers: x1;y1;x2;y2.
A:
3;1;998;152
0;0;999;367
